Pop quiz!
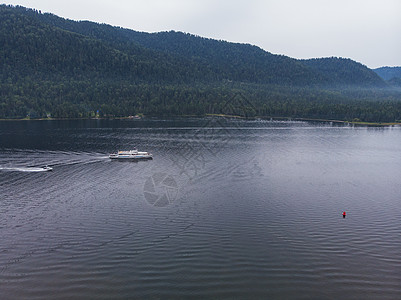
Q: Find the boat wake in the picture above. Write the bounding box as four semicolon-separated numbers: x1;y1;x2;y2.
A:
0;150;110;173
0;166;51;173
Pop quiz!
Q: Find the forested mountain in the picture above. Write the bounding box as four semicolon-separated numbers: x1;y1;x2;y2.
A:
374;67;401;81
1;4;401;122
4;5;383;86
387;77;401;87
0;6;204;83
303;58;385;87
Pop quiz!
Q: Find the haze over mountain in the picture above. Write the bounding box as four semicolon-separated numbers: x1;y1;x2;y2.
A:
1;5;401;122
374;67;401;80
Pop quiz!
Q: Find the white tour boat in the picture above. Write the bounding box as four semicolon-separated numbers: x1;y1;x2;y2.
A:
109;149;153;160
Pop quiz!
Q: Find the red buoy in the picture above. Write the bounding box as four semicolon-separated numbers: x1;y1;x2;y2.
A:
342;211;346;218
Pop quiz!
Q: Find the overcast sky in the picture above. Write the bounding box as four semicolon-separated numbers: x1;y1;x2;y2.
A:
4;0;401;68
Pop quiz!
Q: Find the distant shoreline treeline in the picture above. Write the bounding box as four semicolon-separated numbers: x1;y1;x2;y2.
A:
2;114;400;128
2;79;401;123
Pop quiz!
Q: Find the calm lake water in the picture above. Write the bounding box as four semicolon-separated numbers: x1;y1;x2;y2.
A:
1;119;401;299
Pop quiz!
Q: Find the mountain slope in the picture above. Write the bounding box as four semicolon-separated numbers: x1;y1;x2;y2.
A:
303;57;385;87
1;4;400;122
374;67;401;81
111;30;320;85
2;4;385;87
0;5;213;83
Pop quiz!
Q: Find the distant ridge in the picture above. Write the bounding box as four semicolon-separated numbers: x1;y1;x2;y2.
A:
1;4;400;122
1;4;385;87
374;67;401;81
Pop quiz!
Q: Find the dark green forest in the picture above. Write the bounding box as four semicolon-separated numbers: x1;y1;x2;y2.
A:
1;5;401;122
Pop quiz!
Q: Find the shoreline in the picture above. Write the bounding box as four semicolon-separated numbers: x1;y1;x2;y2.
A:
1;115;400;127
205;114;401;126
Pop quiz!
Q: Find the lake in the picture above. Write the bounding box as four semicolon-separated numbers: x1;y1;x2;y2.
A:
1;119;401;299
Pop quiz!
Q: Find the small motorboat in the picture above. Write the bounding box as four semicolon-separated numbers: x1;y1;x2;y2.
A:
42;166;53;171
109;149;153;160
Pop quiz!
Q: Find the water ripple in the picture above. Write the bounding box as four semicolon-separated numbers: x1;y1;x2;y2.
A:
1;120;401;299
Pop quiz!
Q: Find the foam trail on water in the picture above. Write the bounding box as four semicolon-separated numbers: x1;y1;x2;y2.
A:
0;150;111;173
0;166;50;172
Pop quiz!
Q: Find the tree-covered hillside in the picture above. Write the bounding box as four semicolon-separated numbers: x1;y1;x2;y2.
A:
303;58;385;87
1;4;401;122
8;5;384;87
374;67;401;81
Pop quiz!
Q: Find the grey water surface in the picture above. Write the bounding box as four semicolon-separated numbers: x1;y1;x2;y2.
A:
1;119;400;299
